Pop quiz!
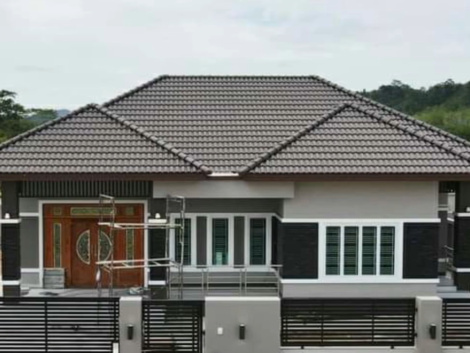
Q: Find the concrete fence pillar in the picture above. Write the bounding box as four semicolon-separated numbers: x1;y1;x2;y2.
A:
205;297;281;353
119;296;142;353
416;296;443;353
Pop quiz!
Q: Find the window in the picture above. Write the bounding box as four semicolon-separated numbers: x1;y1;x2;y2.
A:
325;225;396;277
212;218;229;265
250;218;266;265
175;218;191;265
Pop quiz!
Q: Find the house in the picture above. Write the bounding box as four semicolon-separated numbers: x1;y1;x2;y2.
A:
0;75;469;298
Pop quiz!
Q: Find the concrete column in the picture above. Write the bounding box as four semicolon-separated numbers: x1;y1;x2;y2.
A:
416;296;443;353
205;297;281;353
1;181;21;296
119;296;142;353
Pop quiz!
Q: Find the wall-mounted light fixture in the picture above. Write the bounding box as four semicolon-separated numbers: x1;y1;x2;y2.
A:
239;324;246;340
428;324;437;340
127;324;134;340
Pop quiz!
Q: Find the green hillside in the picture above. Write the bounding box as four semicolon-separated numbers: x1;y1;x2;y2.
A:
360;80;470;140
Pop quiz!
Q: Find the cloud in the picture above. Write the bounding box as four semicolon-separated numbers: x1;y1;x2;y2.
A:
0;0;469;108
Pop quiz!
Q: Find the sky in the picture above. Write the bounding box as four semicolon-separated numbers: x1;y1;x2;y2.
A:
1;0;470;109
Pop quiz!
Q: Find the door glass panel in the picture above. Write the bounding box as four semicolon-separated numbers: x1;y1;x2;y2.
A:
126;229;135;260
76;230;90;264
99;231;112;262
53;223;62;268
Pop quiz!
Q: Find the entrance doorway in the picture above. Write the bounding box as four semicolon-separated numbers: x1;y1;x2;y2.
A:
43;203;144;288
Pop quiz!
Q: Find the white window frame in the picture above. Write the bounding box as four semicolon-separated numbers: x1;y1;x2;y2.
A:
169;213;272;269
169;214;198;266
318;220;403;283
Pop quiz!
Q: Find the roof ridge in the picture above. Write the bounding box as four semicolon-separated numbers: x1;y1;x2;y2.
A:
310;74;470;150
102;75;169;107
0;103;97;152
239;104;350;175
344;103;470;162
95;105;212;174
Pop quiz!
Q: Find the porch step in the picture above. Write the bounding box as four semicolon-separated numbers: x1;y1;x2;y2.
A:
437;285;458;293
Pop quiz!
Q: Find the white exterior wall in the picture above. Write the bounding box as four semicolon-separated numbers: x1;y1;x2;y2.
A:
283;181;439;219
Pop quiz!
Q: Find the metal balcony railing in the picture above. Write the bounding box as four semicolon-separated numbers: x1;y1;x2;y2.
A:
167;265;283;299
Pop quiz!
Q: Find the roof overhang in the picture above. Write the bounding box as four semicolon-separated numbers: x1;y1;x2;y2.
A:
0;173;209;182
239;173;470;182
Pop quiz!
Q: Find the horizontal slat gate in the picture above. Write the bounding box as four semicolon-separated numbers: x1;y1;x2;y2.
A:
0;297;119;352
443;298;470;346
281;298;415;347
142;300;203;353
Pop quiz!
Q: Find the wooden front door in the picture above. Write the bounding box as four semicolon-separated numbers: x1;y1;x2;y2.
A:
44;204;144;288
70;220;100;287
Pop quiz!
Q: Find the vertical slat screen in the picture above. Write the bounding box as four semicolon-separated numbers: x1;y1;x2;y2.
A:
142;300;204;353
0;297;119;353
20;181;152;197
442;298;470;346
281;298;416;347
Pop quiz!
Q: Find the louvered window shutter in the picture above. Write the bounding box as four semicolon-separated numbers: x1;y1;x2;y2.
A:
344;226;359;275
212;218;229;265
175;218;191;265
380;227;395;275
362;226;377;275
250;219;266;265
326;226;341;275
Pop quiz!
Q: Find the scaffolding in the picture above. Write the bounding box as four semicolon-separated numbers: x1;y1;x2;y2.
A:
96;194;186;297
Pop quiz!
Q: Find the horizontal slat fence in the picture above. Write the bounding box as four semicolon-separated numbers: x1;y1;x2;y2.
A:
0;297;119;352
281;298;415;347
142;300;204;353
443;298;470;347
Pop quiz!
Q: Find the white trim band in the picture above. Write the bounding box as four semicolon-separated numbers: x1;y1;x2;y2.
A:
148;280;167;285
2;280;21;285
0;218;21;224
456;213;470;217
281;279;440;284
455;268;470;273
276;216;441;223
206;296;280;301
21;268;41;273
19;212;40;218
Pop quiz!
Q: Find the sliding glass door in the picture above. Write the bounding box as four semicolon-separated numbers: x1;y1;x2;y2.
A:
212;218;229;265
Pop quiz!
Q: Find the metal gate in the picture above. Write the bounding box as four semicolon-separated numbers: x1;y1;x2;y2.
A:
142;300;204;353
0;297;119;352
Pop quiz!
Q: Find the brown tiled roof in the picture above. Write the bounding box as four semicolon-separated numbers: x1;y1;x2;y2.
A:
1;75;470;176
0;104;210;174
103;75;470;174
240;103;470;174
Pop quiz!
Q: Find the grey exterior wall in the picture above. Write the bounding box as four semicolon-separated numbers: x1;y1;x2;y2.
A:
282;283;437;298
21;272;41;287
283;181;439;218
20;218;39;268
205;297;280;353
152;198;282;214
234;217;245;266
196;216;207;266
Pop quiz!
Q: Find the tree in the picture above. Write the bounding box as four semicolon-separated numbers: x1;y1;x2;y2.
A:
0;90;34;142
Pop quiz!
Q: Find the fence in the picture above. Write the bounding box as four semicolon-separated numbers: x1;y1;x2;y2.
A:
142;300;204;353
0;297;119;352
442;298;470;347
281;298;416;348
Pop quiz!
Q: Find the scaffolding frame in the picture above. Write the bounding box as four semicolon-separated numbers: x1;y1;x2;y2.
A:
96;194;186;297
